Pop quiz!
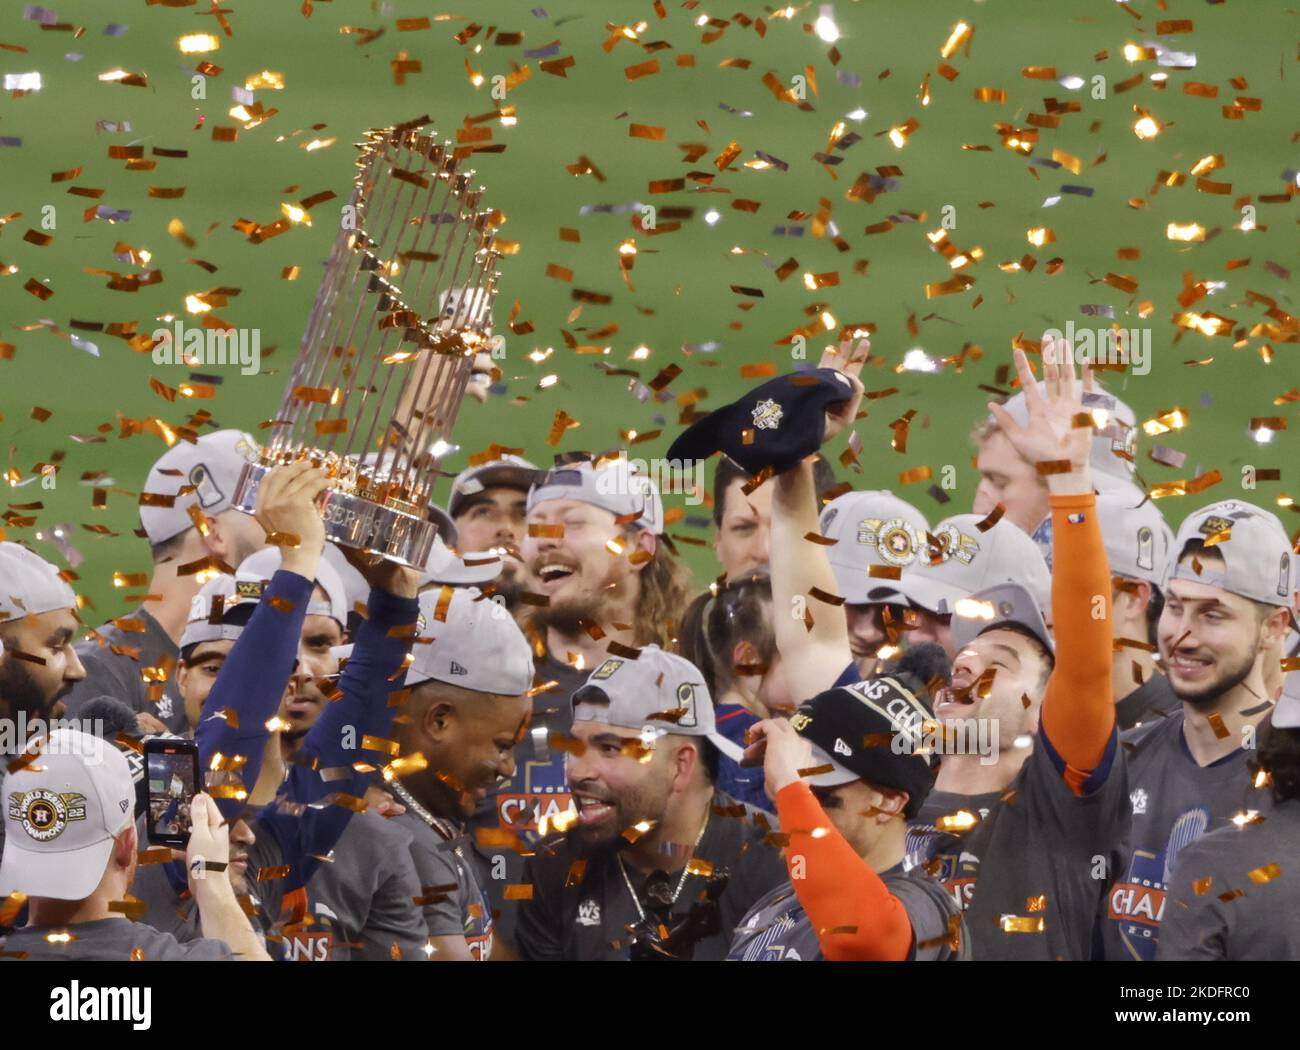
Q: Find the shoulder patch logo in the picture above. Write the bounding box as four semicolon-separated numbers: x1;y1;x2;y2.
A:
1129;788;1148;815
576;899;601;926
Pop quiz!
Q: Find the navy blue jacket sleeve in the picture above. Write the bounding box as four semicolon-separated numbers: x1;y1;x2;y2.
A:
195;569;312;821
262;586;419;893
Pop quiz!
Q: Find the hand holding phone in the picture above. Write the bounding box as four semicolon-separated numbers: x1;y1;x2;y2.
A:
144;738;201;848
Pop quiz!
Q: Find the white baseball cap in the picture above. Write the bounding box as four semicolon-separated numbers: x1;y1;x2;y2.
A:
817;490;929;606
528;455;665;535
0;542;78;624
0;730;136;901
448;454;541;519
1096;483;1174;587
138;429;258;545
1164;500;1293;608
1275;660;1300;730
236;548;350;626
895;513;1052;617
949;582;1055;657
572;645;743;762
406;586;534;695
992;383;1137;482
179;574;249;650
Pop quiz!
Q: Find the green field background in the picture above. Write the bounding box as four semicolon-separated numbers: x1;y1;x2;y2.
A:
1;0;1296;617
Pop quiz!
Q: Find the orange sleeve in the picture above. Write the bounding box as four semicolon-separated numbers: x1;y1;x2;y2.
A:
1039;491;1115;783
774;781;914;961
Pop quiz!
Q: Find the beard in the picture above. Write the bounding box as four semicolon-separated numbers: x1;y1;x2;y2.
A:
0;659;69;724
1167;644;1258;709
538;565;631;638
569;778;671;857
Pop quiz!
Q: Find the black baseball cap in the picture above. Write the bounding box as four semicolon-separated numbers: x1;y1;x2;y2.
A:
788;673;936;817
667;368;857;476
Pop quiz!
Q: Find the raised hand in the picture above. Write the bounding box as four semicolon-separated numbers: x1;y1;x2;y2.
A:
987;336;1094;495
254;461;330;578
816;336;868;448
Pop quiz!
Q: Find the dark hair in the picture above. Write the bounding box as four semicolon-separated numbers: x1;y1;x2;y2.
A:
1254;724;1300;803
1144;584;1165;648
150;531;188;565
685;574;775;698
712;454;837;527
179;602;258;665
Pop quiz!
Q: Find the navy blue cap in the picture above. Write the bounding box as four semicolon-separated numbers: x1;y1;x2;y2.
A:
667;368;857;475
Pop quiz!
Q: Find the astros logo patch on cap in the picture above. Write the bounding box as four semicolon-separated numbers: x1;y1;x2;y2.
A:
856;518;922;567
8;789;87;843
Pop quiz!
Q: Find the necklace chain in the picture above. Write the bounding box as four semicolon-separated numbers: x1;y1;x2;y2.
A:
617;809;710;923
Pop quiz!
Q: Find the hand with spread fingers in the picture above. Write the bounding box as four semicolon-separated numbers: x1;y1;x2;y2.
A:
816;336;868;449
987;336;1094;497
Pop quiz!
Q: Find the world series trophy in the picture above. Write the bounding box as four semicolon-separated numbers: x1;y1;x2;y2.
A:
233;119;503;568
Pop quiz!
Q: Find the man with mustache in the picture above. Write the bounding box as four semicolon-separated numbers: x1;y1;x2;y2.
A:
0;542;88;865
0;542;87;729
390;585;534;960
1103;497;1293;961
446;453;541;610
515;646;786;960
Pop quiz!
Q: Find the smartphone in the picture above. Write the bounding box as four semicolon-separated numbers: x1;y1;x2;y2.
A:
144;738;201;848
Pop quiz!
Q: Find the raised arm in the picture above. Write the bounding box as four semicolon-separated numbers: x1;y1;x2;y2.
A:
770;339;867;698
194;463;329;815
989;341;1114;775
756;718;916;961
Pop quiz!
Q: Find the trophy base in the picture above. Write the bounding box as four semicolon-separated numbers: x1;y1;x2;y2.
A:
233;462;435;570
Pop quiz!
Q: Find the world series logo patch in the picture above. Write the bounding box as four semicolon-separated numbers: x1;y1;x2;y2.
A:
8;789;88;843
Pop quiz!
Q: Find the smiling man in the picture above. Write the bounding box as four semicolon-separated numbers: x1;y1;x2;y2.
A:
1104;498;1293;961
515;645;786;960
390;585;534;960
446;454;541;609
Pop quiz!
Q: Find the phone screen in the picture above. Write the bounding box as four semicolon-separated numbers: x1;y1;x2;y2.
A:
146;744;198;845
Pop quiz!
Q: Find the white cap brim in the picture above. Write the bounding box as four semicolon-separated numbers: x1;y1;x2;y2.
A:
0;834;115;901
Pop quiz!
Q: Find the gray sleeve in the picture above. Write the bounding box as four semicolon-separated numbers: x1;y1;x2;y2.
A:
412;844;468;939
64;641;145;715
898;879;955;962
1156;845;1228;961
167;936;236;961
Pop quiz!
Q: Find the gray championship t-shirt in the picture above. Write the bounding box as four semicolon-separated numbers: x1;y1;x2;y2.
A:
393;808;494;959
727;864;968;961
1115;673;1180;733
252;808;428;961
515;790;788;961
906;727;1129;961
1157;797;1300;960
0;917;232;960
64;609;187;733
1102;711;1273;961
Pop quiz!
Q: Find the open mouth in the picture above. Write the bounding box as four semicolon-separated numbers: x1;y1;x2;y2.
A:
536;562;578;586
1168;652;1213;678
572;792;613;827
